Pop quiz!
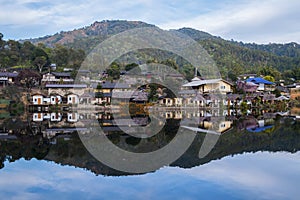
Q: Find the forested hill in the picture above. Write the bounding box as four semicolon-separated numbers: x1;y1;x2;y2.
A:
234;42;300;58
25;20;156;52
25;20;299;58
176;27;218;41
4;20;300;81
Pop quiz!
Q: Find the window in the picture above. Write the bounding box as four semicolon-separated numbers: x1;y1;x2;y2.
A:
220;85;226;89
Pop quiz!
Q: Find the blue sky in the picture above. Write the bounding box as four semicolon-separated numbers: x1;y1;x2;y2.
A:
0;0;300;43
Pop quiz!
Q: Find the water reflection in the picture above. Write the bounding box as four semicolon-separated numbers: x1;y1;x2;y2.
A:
0;151;299;200
1;107;300;198
1;109;300;175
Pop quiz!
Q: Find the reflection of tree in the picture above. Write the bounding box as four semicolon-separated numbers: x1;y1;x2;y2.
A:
0;117;300;176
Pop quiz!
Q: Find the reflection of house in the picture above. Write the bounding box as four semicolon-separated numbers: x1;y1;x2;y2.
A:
291;107;300;119
50;113;62;122
67;113;79;123
32;112;83;123
200;119;233;134
174;111;182;119
226;94;242;107
182;94;206;107
174;98;183;107
33;113;44;121
181;116;233;135
246;125;274;133
42;127;87;139
275;95;289;101
33;113;60;122
290;87;300;101
32;94;62;105
98;116;150;133
237;116;275;132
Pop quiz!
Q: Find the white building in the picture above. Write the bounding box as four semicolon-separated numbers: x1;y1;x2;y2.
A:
67;113;79;123
67;94;79;104
32;94;44;105
33;113;43;122
50;113;62;122
50;95;62;104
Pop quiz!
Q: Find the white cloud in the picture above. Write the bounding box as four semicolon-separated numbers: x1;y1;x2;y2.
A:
0;0;299;43
161;0;300;43
0;152;300;199
175;151;300;199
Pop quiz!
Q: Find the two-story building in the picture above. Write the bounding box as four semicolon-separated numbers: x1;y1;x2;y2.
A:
182;78;233;95
93;82;131;104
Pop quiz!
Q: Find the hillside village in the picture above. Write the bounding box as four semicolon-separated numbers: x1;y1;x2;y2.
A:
0;21;300;138
0;66;299;111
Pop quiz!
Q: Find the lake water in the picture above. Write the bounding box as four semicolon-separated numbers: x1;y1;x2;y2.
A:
0;114;300;200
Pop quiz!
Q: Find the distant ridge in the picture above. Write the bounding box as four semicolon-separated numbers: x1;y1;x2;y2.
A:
22;19;300;78
25;20;156;50
24;20;300;58
176;27;218;41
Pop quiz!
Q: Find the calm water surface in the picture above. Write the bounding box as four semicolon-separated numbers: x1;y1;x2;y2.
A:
0;115;300;199
1;152;299;200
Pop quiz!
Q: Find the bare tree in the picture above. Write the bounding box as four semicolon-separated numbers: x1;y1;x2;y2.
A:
34;56;47;73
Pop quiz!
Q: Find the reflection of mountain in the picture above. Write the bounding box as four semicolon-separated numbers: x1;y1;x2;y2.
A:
173;117;300;168
0;117;300;176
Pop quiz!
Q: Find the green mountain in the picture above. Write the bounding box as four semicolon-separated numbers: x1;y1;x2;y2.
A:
26;20;156;52
15;20;300;81
176;27;217;41
236;42;300;58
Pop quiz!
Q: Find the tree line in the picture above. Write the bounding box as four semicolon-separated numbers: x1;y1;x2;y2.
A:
1;31;300;83
0;33;85;73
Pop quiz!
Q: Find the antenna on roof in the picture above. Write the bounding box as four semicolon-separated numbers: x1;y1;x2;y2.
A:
195;67;197;77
